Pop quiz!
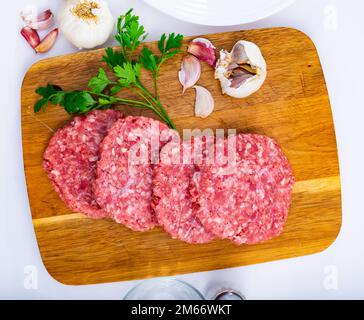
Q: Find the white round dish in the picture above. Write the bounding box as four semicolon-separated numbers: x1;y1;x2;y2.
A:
124;278;204;300
143;0;296;26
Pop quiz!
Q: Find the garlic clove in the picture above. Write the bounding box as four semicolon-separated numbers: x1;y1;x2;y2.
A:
230;69;255;89
178;55;201;93
230;41;249;64
234;41;266;71
35;28;58;54
194;85;214;119
32;9;54;30
21;8;54;30
215;40;267;99
20;26;41;50
188;37;217;67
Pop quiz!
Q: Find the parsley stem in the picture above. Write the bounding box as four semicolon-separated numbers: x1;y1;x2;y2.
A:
130;87;154;107
91;90;172;127
136;82;176;130
87;91;150;109
130;88;167;123
153;71;159;100
112;98;150;109
116;96;167;123
96;96;167;123
104;93;168;125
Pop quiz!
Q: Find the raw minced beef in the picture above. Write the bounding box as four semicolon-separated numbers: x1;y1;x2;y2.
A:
44;111;295;246
94;116;176;232
43;109;122;218
153;138;215;244
191;134;294;245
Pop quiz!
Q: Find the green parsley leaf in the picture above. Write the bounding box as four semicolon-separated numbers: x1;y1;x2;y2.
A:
158;33;183;54
34;98;48;112
63;92;96;114
139;32;183;99
141;33;183;77
50;92;66;105
103;48;126;69
88;68;111;94
114;62;140;87
157;34;167;53
139;48;158;73
34;85;63;112
35;84;62;99
166;33;183;52
115;9;147;59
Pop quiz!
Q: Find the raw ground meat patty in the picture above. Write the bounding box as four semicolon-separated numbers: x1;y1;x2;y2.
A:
191;134;294;245
153;138;215;244
94;116;175;232
43;109;122;218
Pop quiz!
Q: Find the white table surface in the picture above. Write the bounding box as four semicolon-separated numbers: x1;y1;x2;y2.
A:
1;0;363;300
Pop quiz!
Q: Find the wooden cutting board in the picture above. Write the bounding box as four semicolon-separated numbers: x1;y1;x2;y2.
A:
21;28;341;285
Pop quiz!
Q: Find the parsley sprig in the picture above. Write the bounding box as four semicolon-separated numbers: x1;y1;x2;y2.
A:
140;32;183;99
34;9;183;129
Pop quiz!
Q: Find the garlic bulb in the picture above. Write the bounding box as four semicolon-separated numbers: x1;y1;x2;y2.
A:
59;0;114;49
215;40;267;99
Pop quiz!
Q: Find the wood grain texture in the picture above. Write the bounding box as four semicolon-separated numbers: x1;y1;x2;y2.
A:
21;28;342;285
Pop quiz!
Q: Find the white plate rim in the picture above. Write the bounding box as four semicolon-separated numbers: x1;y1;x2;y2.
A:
143;0;296;26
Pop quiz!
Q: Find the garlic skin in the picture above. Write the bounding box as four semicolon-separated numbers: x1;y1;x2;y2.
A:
178;55;201;93
21;8;54;30
215;40;267;99
58;0;114;49
194;85;214;119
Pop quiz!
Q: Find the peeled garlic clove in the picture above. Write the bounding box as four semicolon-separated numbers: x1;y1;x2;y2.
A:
215;40;267;99
179;55;201;93
35;28;58;53
230;69;255;88
194;85;214;118
188;38;217;67
231;41;249;64
21;8;54;30
21;26;41;50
